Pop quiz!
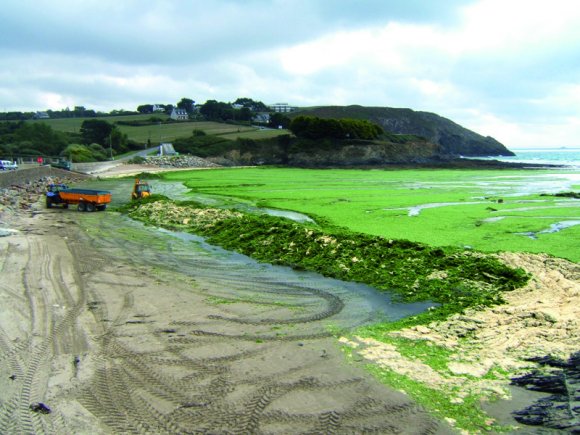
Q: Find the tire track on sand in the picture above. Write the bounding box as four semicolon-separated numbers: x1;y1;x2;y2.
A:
64;213;449;434
0;233;90;434
1;208;450;433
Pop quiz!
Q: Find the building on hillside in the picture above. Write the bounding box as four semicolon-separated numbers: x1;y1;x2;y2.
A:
34;111;50;119
269;103;297;113
152;104;165;112
253;113;270;124
158;143;178;156
170;108;189;121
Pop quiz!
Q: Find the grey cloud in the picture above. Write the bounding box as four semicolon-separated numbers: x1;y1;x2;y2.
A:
0;0;579;148
1;0;473;65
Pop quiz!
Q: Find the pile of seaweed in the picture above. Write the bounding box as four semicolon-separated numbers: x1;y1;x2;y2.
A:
511;352;580;432
124;197;529;324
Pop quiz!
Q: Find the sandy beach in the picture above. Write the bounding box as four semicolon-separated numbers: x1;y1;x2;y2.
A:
1;164;578;433
0;167;452;434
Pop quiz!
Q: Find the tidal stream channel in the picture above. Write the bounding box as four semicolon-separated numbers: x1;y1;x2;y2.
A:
86;178;435;328
43;176;575;432
50;178;448;433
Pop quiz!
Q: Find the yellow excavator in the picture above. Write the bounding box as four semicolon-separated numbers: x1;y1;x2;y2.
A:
131;178;151;200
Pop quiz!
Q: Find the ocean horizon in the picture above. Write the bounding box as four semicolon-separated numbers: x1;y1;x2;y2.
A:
470;148;580;168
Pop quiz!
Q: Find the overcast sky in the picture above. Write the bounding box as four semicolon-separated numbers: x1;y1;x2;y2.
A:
1;0;579;149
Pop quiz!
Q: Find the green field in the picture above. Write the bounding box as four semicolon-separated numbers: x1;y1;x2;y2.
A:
29;115;289;144
29;113;158;133
161;167;580;262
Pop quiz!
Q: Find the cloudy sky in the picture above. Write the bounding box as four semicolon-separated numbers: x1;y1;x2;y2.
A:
1;0;579;149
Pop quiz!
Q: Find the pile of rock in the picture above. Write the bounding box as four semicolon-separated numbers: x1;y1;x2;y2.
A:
145;155;220;169
0;176;77;215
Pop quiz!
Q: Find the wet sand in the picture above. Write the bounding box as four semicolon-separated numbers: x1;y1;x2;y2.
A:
0;194;452;433
1;163;578;433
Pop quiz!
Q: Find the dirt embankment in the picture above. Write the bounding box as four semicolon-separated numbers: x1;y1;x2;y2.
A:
349;252;579;367
340;252;580;432
388;253;580;369
0;166;89;189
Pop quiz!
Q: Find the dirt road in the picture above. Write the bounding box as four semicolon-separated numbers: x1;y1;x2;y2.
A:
0;200;451;433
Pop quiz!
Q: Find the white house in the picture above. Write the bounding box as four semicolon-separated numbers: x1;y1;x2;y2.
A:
170;108;188;121
253;113;270;124
34;111;50;119
269;103;297;113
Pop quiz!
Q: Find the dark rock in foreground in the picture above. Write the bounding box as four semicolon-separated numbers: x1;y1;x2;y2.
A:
511;352;580;431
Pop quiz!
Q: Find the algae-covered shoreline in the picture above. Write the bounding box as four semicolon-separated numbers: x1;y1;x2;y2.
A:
118;165;579;433
121;191;579;433
2;165;576;433
159;166;580;262
125;197;529;323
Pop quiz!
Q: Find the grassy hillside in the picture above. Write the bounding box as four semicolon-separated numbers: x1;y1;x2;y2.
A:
28;115;290;144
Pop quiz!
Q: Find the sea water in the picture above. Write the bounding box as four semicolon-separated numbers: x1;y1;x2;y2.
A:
475;148;580;168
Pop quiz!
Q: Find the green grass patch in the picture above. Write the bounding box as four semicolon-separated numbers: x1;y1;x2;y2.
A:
365;365;505;433
28;115;285;144
229;128;291;140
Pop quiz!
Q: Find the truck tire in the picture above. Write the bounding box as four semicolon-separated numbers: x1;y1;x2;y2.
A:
97;204;107;211
86;202;96;212
46;197;52;208
78;202;86;212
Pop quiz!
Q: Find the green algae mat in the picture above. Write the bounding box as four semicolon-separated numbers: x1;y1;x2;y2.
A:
162;167;580;262
121;167;580;433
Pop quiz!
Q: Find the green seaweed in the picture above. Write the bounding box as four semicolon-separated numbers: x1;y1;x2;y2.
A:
125;198;530;324
160;167;580;262
365;365;509;433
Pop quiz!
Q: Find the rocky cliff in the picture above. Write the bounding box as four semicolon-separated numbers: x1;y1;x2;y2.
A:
221;137;441;167
292;105;514;157
285;140;439;166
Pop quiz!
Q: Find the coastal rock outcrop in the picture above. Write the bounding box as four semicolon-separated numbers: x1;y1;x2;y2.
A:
291;105;514;157
286;140;440;166
221;139;442;167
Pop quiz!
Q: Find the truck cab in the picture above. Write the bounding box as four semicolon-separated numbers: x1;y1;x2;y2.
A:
46;184;69;208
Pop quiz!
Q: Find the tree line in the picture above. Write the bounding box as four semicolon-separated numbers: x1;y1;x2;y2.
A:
0;119;137;163
289;116;383;140
0;97;272;122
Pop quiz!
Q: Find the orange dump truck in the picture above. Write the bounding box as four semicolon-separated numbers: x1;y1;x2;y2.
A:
46;184;112;212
